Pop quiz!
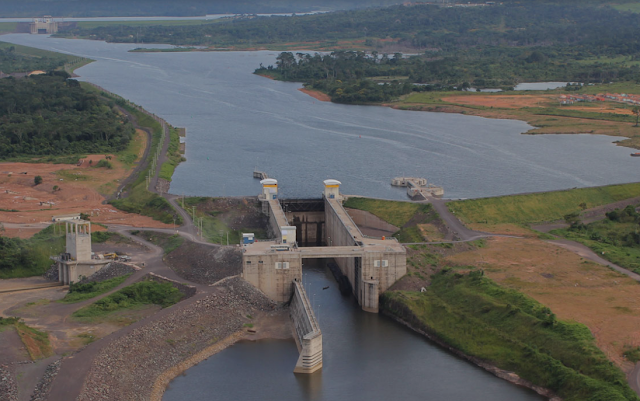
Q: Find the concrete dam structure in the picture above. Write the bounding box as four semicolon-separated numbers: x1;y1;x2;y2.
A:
51;220;110;285
290;281;322;374
241;178;407;373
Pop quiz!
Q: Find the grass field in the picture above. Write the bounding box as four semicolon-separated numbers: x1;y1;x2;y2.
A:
394;85;640;150
74;19;220;29
158;127;184;182
343;197;428;227
0;22;18;33
447;182;640;225
1;317;53;360
613;3;640;13
72;279;182;321
0;40;82;64
382;270;639;401
59;275;132;304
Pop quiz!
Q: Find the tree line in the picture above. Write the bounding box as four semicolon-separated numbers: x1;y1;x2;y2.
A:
57;2;640;58
0;73;134;159
255;49;640;103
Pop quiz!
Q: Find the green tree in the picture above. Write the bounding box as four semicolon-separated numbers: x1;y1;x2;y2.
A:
632;106;640;127
34;175;42;186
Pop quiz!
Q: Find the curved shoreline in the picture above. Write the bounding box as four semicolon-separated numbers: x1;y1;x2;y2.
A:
381;312;562;401
150;331;244;401
298;88;331;102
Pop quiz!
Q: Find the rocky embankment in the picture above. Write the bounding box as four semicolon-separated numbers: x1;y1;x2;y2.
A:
0;365;17;401
166;244;242;284
30;359;62;401
79;262;136;284
77;277;277;401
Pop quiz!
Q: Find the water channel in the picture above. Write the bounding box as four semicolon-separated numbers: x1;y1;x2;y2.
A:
2;34;638;201
164;261;545;401
0;34;635;399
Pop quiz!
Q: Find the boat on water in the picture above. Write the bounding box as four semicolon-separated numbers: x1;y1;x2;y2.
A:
632;153;640;157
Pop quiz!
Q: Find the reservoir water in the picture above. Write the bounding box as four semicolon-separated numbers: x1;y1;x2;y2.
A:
163;262;545;401
1;34;638;200
0;34;632;399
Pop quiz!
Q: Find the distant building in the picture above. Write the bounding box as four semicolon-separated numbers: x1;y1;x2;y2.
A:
30;17;58;34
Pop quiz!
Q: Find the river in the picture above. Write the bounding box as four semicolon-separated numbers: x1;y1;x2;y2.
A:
0;34;631;399
1;33;638;200
164;261;545;401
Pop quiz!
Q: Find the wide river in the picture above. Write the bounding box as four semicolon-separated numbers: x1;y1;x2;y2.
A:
2;34;639;200
0;34;631;400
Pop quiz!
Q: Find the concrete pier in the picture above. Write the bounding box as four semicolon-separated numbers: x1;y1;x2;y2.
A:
391;176;444;199
290;281;322;374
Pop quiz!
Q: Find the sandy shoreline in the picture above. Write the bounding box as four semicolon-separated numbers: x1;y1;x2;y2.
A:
298;88;331;102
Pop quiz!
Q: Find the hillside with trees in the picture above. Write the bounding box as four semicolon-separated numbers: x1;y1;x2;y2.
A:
0;0;402;17
0;73;134;159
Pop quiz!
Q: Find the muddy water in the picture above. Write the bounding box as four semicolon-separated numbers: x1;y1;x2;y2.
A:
163;261;545;401
1;34;638;200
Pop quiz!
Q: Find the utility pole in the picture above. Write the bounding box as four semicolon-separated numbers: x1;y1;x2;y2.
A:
191;206;196;222
227;232;229;246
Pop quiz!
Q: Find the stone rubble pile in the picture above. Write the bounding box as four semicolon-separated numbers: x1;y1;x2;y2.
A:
30;359;61;401
79;262;136;284
42;264;59;282
78;277;276;401
0;365;18;401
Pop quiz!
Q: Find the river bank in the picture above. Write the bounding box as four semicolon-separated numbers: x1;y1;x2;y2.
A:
382;312;561;401
291;85;640;150
75;277;284;400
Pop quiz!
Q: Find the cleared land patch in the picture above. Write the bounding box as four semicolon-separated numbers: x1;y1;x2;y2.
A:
446;236;640;371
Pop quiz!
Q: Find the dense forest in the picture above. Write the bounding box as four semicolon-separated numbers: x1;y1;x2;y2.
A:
0;73;134;159
58;2;640;54
0;0;402;17
0;44;68;74
255;48;640;102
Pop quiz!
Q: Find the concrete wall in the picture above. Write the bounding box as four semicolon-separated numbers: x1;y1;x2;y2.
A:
346;209;400;236
58;261;110;285
324;197;359;306
290;281;322;374
242;253;302;302
286;211;325;247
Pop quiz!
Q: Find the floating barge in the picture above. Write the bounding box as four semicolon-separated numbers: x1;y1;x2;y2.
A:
391;177;444;200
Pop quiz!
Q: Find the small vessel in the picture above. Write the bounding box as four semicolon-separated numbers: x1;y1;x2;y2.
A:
631;153;640;157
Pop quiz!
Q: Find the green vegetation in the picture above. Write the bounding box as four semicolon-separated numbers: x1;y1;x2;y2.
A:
448;183;640;225
159;127;184;182
343;197;438;242
15;321;53;360
102;98;181;225
0;0;395;18
59;275;131;303
59;3;640;98
72;279;182;321
133;231;184;254
343;197;425;227
552;205;640;273
382;270;639;401
1;317;53;360
182;197;268;244
0;74;134;160
0;224;65;279
0;41;88;74
95;159;113;169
